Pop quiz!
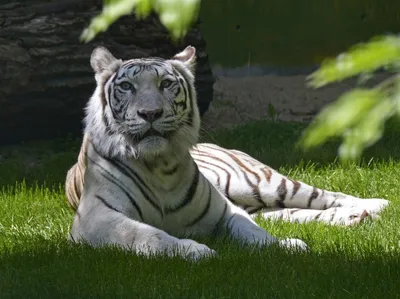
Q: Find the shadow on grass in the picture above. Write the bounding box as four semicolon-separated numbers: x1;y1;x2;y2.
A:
1;118;399;188
1;119;399;298
202;117;400;170
0;237;399;299
0;135;81;188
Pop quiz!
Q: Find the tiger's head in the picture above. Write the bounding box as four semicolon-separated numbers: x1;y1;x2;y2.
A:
84;46;201;161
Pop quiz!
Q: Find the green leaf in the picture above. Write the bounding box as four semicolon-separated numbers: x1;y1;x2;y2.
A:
80;0;201;43
356;72;374;86
298;89;382;149
153;0;201;40
339;98;394;163
300;33;400;163
135;0;152;18
80;0;137;43
307;35;400;88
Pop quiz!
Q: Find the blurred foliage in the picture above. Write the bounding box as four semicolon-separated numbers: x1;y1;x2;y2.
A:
80;0;201;43
299;35;400;163
79;1;400;164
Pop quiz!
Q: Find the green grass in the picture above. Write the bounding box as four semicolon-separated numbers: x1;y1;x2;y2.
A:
1;120;400;298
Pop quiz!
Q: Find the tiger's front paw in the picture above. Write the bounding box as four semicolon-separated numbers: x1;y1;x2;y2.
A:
178;239;217;261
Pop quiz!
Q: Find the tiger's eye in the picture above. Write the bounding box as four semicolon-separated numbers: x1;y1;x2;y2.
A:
160;79;173;89
120;82;133;91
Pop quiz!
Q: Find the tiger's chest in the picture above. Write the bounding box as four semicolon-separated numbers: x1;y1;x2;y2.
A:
100;158;214;236
122;181;214;237
87;149;220;236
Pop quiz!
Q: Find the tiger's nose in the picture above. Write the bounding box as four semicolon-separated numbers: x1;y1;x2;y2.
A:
137;107;164;122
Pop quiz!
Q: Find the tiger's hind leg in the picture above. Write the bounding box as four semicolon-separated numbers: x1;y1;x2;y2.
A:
193;143;389;226
241;180;389;226
251;207;371;226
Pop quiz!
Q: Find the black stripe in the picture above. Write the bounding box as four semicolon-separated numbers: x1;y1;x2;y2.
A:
98;168;143;218
176;69;194;126
261;167;272;183
102;113;114;136
116;72;127;80
85;153;144;220
195;159;237;204
174;86;181;98
246;206;264;215
101;72;115;108
178;78;188;110
329;211;336;222
212;201;228;235
226;214;236;231
124;63;137;71
113;160;158;203
109;161;161;215
100;88;107;108
186;184;212;227
164;70;174;77
131;65;142;77
111;94;126;114
165;164;200;213
90;144;161;214
291;180;301;198
276;178;287;208
101;89;112;135
108;82;120;121
197;164;220;186
249;185;264;206
307;187;319;208
192;149;240;176
228;159;264;207
95;194;122;214
222;149;261;181
196;145;265;207
329;198;338;208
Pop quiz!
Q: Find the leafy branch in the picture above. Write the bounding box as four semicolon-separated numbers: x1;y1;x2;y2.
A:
82;2;400;164
299;35;400;163
80;0;201;43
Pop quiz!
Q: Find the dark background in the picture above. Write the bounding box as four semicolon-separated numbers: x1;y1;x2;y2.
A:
0;0;399;146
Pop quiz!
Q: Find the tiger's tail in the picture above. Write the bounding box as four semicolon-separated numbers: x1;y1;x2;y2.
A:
65;134;88;210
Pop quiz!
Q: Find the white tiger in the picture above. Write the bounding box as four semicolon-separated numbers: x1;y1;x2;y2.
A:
66;45;389;260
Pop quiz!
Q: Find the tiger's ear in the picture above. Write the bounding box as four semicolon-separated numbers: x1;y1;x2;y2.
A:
171;46;196;72
90;46;118;74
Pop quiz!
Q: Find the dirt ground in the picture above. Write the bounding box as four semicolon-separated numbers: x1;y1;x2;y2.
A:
202;73;390;131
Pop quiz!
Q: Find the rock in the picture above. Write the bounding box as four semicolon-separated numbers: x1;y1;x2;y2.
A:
0;0;214;146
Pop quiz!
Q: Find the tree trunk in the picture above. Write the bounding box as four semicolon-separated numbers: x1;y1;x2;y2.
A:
0;0;214;146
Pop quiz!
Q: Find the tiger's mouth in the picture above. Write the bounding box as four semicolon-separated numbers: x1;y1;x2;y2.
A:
126;128;166;143
141;128;165;140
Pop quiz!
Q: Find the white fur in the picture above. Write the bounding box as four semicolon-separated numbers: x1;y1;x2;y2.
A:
192;143;389;226
69;46;388;261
